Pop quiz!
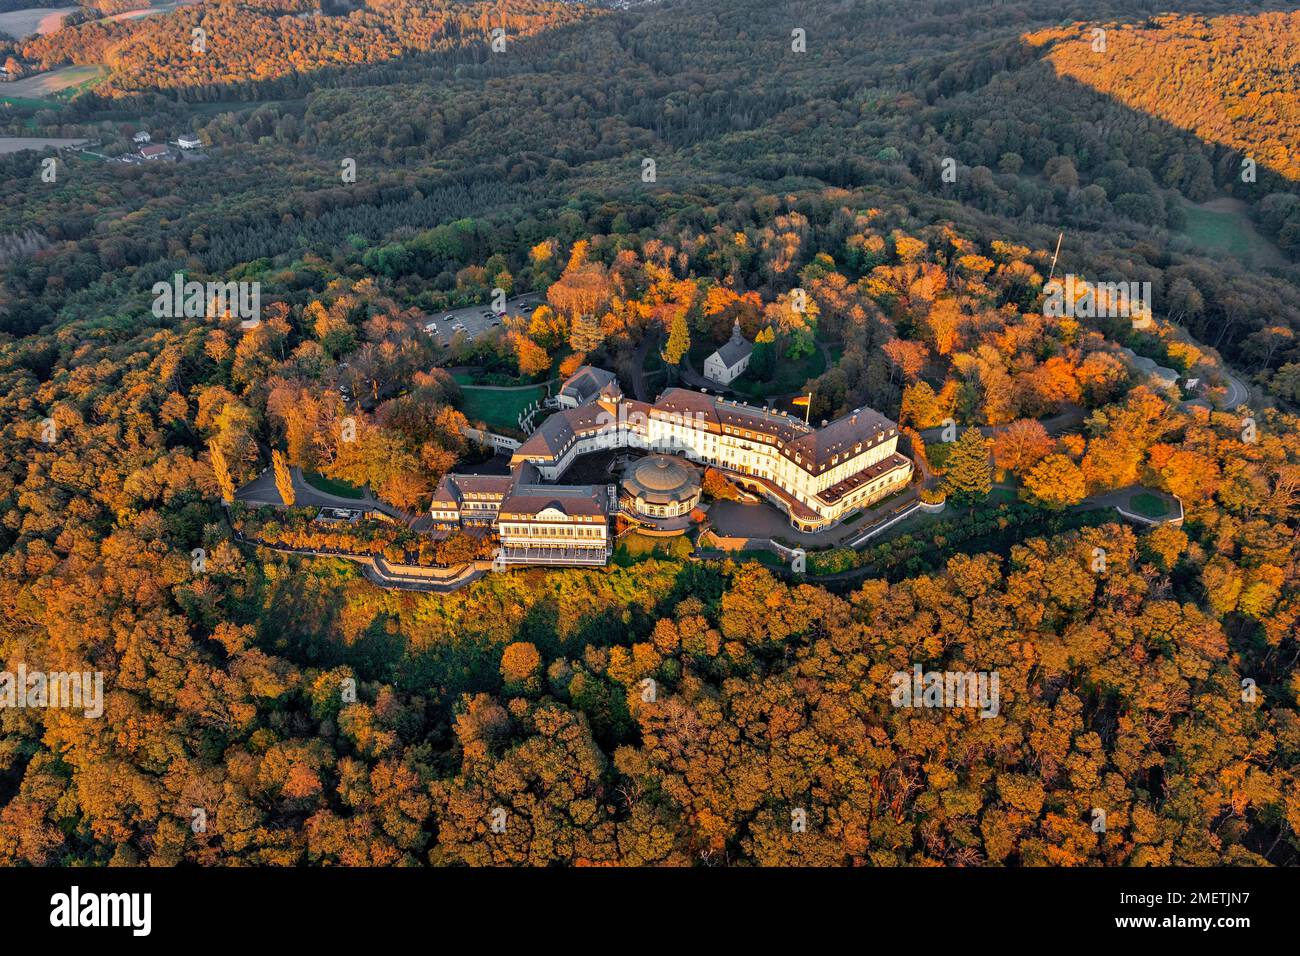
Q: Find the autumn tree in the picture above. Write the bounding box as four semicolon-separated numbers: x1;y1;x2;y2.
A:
1023;454;1087;508
501;642;543;696
273;448;295;506
992;419;1054;477
510;332;552;378
661;309;690;367
569;313;604;354
209;440;236;504
701;468;739;501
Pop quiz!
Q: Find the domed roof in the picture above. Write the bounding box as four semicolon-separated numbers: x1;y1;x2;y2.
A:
622;454;701;504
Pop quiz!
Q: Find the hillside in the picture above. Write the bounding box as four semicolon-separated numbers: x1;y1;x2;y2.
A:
1031;12;1300;182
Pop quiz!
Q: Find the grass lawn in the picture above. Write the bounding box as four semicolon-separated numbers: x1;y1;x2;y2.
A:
731;347;826;400
1;65;104;101
686;334;827;398
614;532;692;564
1180;198;1283;266
458;384;546;434
0;97;67;111
1129;492;1170;518
739;549;785;568
303;471;364;499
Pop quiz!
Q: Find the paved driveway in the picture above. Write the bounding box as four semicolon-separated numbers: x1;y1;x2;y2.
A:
707;492;915;548
236;467;420;526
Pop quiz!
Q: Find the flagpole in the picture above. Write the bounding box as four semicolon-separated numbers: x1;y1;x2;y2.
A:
804;392;812;426
1048;231;1063;283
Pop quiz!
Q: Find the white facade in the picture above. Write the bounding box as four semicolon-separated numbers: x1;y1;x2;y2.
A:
497;508;610;565
432;377;913;560
512;389;913;531
703;349;749;385
496;484;613;565
703;320;753;385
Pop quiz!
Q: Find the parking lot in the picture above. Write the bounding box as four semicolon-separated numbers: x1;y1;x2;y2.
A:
422;293;545;344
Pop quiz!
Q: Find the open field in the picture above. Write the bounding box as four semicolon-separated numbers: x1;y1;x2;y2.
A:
0;135;86;154
0;6;78;39
0;65;105;101
101;0;198;24
458;384;546;434
1180;196;1285;267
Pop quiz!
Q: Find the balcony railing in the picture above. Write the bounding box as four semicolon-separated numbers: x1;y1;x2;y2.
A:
499;544;611;566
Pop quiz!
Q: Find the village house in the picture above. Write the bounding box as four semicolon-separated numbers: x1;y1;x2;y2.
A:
703;318;753;385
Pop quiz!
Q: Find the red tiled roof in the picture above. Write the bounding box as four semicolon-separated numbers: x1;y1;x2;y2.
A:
498;482;610;519
816;453;912;505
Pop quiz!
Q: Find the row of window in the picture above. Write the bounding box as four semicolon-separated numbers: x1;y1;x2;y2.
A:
500;525;606;538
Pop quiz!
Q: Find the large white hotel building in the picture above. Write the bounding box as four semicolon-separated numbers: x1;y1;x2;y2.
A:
431;368;913;566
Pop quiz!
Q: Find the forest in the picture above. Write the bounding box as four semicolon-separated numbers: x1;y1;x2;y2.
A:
0;0;1296;867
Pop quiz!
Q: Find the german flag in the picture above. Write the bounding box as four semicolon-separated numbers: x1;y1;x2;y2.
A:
791;394;811;407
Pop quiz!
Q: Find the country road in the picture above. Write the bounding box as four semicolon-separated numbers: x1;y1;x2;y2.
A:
1220;367;1250;408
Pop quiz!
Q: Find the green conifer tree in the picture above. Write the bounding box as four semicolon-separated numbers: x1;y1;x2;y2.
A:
943;427;993;505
